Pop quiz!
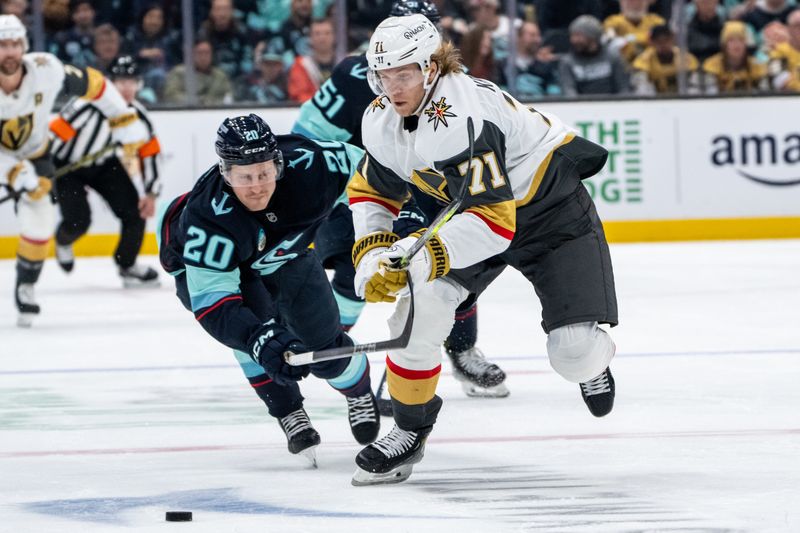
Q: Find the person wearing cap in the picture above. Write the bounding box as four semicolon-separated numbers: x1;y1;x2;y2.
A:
235;41;289;104
0;15;149;326
50;55;163;286
702;21;769;93
559;14;631;96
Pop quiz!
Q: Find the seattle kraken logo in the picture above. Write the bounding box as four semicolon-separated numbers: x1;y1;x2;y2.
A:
252;233;303;275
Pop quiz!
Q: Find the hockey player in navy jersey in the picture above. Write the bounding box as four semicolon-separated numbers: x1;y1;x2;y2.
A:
348;14;618;485
293;0;509;401
157;114;379;464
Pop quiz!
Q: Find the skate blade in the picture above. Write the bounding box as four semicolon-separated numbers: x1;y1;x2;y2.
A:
351;463;415;486
296;445;318;468
122;279;161;289
461;381;510;398
17;313;35;328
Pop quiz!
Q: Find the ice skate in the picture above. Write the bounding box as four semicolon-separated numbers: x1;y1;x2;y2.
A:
15;283;39;328
352;424;431;486
447;346;509;398
278;408;320;468
119;263;160;288
55;244;74;273
346;391;380;444
580;367;615;417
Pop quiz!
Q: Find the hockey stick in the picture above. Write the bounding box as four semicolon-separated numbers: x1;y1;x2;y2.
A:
285;276;415;365
0;144;119;206
284;117;477;367
374;369;394;417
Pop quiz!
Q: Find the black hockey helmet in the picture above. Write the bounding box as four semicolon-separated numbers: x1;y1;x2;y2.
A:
215;113;284;179
108;55;141;79
389;0;441;23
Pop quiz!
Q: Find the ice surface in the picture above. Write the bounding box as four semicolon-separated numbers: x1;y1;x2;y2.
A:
1;240;798;532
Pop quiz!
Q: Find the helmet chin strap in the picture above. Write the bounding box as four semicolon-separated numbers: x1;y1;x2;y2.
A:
412;67;441;116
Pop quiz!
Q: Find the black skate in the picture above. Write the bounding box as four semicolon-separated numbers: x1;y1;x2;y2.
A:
352;424;431;486
119;264;160;288
15;283;40;328
346;391;380;444
55;244;74;273
278;408;321;467
447;346;509;398
580;367;615;417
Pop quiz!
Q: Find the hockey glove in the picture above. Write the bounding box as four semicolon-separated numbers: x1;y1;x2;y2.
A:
7;161;52;201
251;321;311;386
109;112;148;178
377;230;451;292
353;231;404;303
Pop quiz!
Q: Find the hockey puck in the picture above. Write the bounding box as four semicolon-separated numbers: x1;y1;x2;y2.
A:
165;511;192;522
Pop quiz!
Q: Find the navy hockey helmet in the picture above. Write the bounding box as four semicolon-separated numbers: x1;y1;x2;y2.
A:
108;55;141;79
389;0;441;23
215;113;284;180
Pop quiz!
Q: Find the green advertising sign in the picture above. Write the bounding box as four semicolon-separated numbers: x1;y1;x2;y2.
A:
575;119;642;204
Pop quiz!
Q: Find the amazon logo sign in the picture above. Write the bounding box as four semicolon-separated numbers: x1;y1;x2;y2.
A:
710;133;800;186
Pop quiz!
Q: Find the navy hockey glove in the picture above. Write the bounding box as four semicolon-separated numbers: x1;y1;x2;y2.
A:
251;322;310;386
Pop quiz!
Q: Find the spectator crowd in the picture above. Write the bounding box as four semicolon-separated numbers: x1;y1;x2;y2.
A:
5;0;800;105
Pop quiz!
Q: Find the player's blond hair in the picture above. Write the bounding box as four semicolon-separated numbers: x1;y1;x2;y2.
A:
431;41;462;76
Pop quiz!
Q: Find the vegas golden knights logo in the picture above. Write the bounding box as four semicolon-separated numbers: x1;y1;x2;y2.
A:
411;168;450;203
0;113;34;151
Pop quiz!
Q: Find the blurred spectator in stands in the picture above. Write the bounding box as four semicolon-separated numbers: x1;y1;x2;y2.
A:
198;0;255;80
348;0;395;49
467;0;520;62
288;18;336;102
768;8;800;90
603;0;666;64
702;20;769;93
537;0;603;54
281;0;313;57
93;0;135;32
52;0;96;67
559;15;631;96
500;21;561;99
631;24;705;94
164;38;233;105
431;0;470;45
236;40;289;103
44;0;71;35
461;25;501;82
125;3;182;101
688;0;726;63
744;0;794;34
2;0;28;18
243;0;291;35
91;23;122;72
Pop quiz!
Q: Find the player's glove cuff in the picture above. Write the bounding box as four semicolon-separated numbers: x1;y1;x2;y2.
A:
352;231;399;268
408;229;451;281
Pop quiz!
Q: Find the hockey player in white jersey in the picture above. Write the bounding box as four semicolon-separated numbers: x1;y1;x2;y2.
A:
348;14;618;485
0;15;148;326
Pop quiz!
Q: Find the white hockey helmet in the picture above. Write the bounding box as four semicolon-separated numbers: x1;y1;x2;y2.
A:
366;14;441;95
0;14;28;52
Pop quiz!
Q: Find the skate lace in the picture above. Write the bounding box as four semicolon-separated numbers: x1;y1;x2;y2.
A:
347;393;376;425
280;409;312;440
581;371;611;396
456;347;495;375
372;425;417;458
17;284;35;304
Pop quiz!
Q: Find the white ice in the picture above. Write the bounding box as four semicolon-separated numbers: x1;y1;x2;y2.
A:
0;240;798;532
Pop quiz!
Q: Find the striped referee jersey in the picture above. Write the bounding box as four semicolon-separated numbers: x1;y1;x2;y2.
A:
50;98;162;196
